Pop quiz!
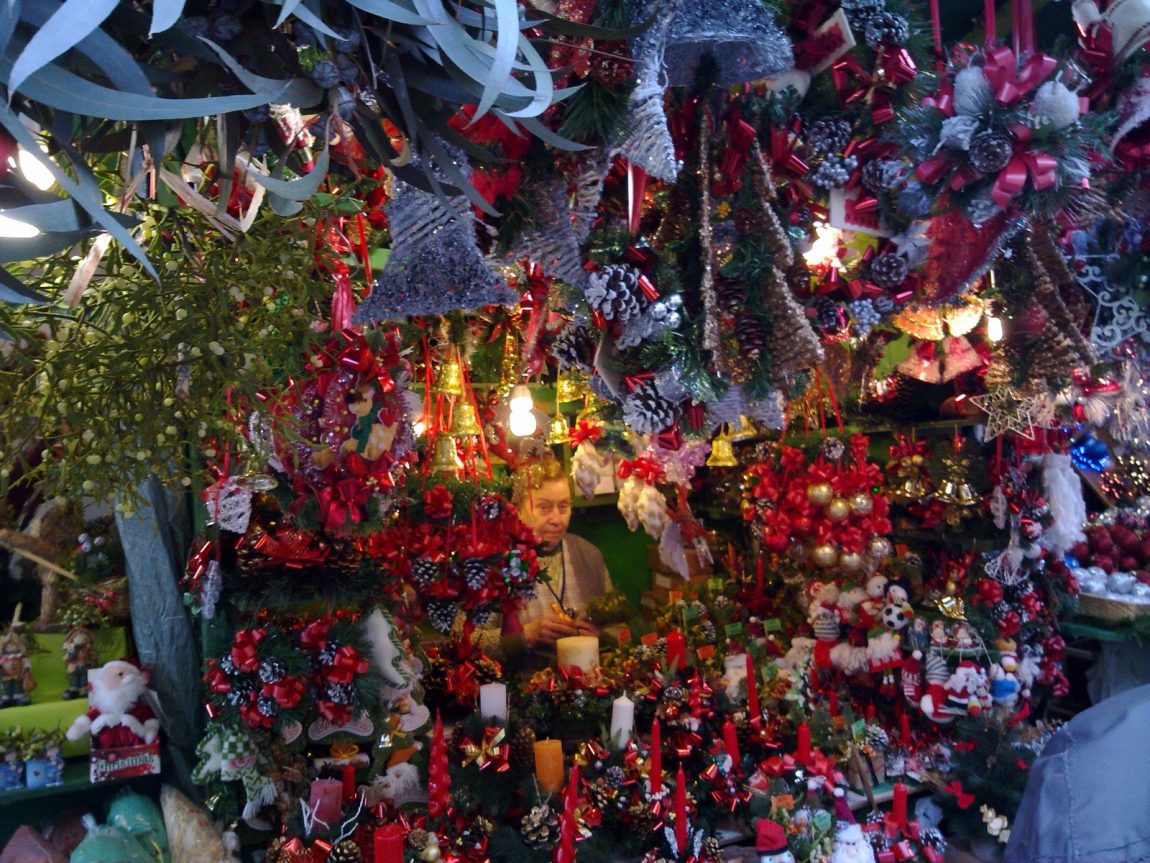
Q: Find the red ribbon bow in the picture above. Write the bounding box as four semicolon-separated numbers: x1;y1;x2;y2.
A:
942;779;976;809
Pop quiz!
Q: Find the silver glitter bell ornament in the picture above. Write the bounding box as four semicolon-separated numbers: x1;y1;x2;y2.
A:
663;0;794;86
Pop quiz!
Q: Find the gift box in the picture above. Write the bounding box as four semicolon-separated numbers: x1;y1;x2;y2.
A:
90;740;161;783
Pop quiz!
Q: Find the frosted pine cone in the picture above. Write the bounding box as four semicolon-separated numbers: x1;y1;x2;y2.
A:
552;323;597;371
622;382;677;434
968;131;1013;174
864;11;910;46
869;253;909;288
806;116;853;156
586;264;648;324
861;159;905;193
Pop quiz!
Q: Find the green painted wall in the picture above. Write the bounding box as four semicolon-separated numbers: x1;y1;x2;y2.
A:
568;503;651;607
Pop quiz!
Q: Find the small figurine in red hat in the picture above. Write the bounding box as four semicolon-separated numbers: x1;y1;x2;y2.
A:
65;659;160;749
830;788;877;863
756;818;795;863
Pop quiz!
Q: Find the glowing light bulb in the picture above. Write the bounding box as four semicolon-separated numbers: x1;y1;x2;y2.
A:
986;315;1004;342
508;384;534;414
0;214;40;238
803;222;843;269
412;418;427;438
508;408;537;437
18;145;54;191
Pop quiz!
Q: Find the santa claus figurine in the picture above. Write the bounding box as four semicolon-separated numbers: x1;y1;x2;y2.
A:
830;789;876;863
756;818;796;863
66;659;160;750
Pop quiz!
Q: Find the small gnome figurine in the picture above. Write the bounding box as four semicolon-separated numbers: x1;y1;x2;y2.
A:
0;606;36;707
756;818;796;863
830;789;877;863
62;624;99;699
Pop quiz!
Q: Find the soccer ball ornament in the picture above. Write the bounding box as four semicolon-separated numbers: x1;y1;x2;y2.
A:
880;600;914;632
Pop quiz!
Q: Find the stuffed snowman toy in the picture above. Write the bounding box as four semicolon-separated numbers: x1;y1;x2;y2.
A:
756;818;796;863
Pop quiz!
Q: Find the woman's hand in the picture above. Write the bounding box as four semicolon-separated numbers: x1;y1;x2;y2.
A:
525;617;581;649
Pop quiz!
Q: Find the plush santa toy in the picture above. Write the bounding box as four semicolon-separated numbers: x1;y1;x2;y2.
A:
66;660;161;749
830;789;877;863
756;818;796;863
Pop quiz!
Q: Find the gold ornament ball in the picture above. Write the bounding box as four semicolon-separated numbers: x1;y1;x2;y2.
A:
807;482;834;505
826;497;851;522
911;454;924;466
420;845;442;863
838;551;863;571
869;536;893;559
850;492;874;515
812;543;839;568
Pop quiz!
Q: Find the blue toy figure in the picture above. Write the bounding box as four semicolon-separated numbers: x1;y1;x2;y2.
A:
0;747;24;790
44;739;65;786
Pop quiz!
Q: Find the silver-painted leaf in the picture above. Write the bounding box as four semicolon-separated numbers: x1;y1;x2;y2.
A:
344;0;431;27
6;59;306;120
199;37;323;106
0;267;48;304
472;0;519;120
149;0;184;34
285;0;341;39
0;104;157;281
248;144;331;216
0;0;20;63
6;0;118;96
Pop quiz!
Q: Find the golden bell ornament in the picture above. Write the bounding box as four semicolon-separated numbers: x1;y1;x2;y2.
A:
935;479;959;504
706;434;739;468
728;415;758;442
547;413;570;445
893;475;928;501
953;482;979;507
432;353;464;397
451;400;483;437
430;434;463;473
556;372;585;404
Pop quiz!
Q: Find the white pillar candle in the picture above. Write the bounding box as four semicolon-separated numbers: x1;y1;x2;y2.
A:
556;636;600;674
609;693;635;749
478;682;508;723
723;653;748;700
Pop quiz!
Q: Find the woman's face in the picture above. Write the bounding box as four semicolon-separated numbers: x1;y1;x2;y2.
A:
520;478;572;551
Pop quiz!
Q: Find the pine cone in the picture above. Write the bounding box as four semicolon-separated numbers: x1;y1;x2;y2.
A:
588;778;615;809
861;159;905;193
735;311;768;359
328;840;365;863
552;324;597;372
622;382;678;434
864;11;909;46
520;805;561;849
407;829;430;851
509;724;537;768
715;277;746;313
426;600;458;634
411;557;440;587
806;116;853;156
968;131;1013;174
869;253;909;288
841;0;886;24
586;264;648;324
461;558;489;591
627;801;663;834
476;493;503;521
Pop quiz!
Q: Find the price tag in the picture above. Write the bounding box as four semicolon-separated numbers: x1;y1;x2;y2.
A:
708;578;725;591
684;604;700;621
764;618;782;632
851;719;866;738
725;622;744;637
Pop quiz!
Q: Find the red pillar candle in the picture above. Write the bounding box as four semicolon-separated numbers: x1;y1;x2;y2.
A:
722;720;740;763
892;781;908;826
665;631;686;672
674;765;688;854
796;722;811;766
755;556;764;592
900;712;912;744
828;691;838;716
745;654;760;722
649;719;662;790
308;778;343;829
866;703;876;721
374;823;405;863
341;763;358;801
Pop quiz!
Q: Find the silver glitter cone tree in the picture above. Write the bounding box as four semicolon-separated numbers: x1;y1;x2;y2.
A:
494;169;589;293
663;0;793;86
610;0;683;182
355;151;515;323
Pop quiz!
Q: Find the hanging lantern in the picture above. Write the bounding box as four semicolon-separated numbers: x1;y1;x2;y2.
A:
430;434;463;473
706;432;739;468
451;401;483;437
432;352;464;396
547;413;570;445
